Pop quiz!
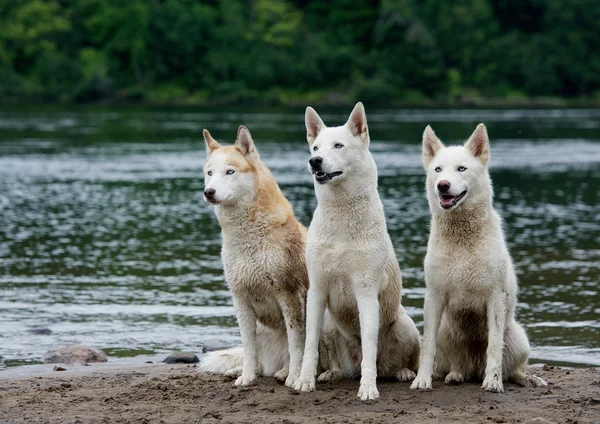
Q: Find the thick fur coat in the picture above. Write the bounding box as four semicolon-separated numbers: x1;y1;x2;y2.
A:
198;126;308;388
294;103;420;401
411;124;547;392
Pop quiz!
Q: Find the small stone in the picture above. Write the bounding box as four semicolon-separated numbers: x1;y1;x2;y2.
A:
522;418;556;424
145;361;153;364
541;364;553;371
53;365;67;371
44;346;108;364
162;352;200;364
28;328;52;335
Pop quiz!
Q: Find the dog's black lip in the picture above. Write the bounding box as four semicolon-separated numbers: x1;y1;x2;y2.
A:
314;171;343;183
440;190;467;209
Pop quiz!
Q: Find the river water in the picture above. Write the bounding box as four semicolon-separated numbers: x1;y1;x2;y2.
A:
0;106;598;367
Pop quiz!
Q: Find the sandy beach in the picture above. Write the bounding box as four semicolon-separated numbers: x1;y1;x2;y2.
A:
0;363;598;423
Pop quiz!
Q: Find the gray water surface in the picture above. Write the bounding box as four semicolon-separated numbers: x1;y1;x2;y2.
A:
0;106;599;367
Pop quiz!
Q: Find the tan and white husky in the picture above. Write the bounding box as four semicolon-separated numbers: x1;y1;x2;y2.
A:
411;124;547;392
294;103;421;401
198;126;308;388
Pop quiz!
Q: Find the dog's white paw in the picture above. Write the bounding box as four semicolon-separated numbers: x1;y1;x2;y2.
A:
274;368;289;383
284;368;301;388
293;375;316;393
524;374;548;388
396;368;416;382
482;373;504;393
444;371;464;385
234;374;257;387
410;373;432;390
357;381;379;402
224;366;242;379
317;369;343;383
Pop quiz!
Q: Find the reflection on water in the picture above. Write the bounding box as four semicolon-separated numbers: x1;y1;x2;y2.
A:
0;106;599;367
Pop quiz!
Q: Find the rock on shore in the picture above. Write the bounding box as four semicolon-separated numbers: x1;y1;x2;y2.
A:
44;346;108;364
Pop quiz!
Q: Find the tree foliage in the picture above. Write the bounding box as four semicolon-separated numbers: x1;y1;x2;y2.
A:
0;0;598;104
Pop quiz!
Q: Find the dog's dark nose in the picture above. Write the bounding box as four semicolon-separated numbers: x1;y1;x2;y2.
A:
204;188;216;198
309;156;323;169
437;180;451;193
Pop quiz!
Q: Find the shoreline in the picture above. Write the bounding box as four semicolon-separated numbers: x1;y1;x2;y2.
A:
0;363;598;423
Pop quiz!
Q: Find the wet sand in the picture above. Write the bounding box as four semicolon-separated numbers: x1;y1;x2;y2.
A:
0;364;598;423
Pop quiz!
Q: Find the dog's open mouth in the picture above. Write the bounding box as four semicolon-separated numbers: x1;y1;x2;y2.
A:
314;171;343;183
440;190;467;209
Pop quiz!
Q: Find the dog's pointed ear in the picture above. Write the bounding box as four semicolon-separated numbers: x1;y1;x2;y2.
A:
203;129;221;156
422;125;444;167
464;123;490;165
235;125;257;157
305;106;326;144
345;102;369;143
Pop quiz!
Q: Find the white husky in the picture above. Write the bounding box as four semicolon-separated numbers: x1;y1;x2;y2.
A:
411;124;547;393
294;103;421;401
199;126;308;388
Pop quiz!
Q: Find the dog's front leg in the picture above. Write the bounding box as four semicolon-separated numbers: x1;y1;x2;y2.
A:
294;286;326;393
278;293;305;388
356;291;380;401
411;290;444;390
232;294;258;386
482;291;507;393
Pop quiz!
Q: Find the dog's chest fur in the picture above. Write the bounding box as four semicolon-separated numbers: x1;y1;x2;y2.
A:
307;195;399;336
219;209;307;331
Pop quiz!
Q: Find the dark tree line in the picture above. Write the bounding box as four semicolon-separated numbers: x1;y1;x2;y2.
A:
1;0;599;105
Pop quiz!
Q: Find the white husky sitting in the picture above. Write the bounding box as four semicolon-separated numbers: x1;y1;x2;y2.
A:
199;126;308;388
294;103;421;401
411;124;547;393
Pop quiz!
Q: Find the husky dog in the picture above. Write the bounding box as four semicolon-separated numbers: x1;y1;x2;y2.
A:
411;124;547;393
199;126;308;388
294;103;421;401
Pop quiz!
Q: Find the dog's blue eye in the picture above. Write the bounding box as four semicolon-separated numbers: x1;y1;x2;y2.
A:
207;170;212;176
226;169;235;175
434;167;441;172
313;146;318;151
334;143;344;149
458;166;467;172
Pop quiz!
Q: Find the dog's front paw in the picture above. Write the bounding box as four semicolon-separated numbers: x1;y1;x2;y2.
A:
317;369;343;383
234;374;257;387
293;375;316;393
274;368;289;383
396;368;416;382
482;373;504;393
444;371;464;385
284;367;300;388
410;373;432;390
357;381;379;402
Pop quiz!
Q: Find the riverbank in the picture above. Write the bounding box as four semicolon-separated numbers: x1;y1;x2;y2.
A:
0;363;598;423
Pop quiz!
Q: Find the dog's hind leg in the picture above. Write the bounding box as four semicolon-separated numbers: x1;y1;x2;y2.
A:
387;313;420;382
317;328;343;383
224;366;243;379
504;321;547;388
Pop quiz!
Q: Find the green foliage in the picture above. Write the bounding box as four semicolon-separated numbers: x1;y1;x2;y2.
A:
0;0;598;104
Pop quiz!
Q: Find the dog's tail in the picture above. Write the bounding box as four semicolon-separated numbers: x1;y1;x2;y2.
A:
198;347;244;374
197;324;288;376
